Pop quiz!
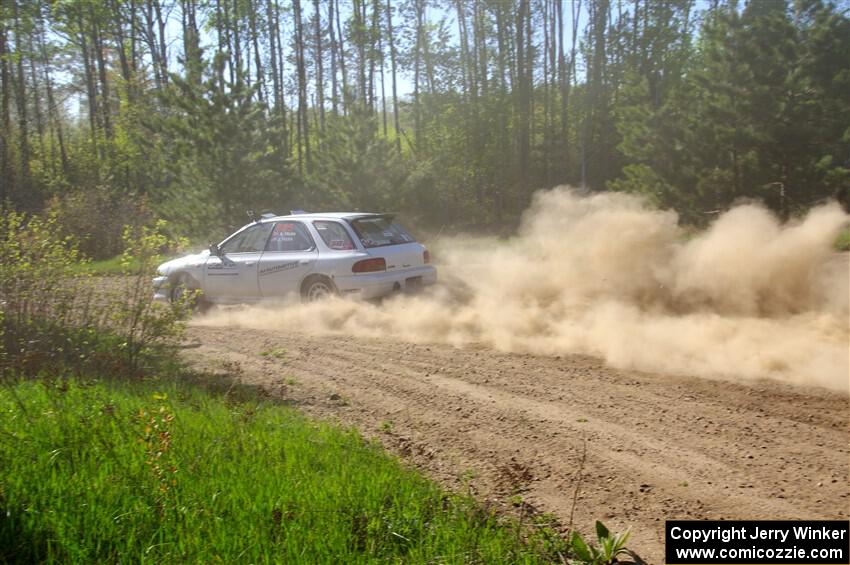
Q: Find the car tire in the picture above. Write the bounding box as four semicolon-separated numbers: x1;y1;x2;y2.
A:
301;276;338;303
170;274;211;313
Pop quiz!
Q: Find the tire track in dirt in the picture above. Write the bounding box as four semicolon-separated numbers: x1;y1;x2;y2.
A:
183;326;849;563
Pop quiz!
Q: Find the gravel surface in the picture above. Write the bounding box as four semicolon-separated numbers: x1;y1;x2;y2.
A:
183;325;849;563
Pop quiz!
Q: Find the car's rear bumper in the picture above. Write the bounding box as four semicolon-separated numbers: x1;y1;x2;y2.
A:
335;265;437;299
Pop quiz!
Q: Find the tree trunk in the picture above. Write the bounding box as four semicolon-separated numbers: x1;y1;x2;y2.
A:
335;0;349;115
38;14;68;177
369;0;380;114
455;0;471;100
267;0;282;111
515;0;530;195
0;13;12;206
153;0;168;84
77;9;101;146
314;0;325;131
293;0;311;172
231;0;243;86
385;0;400;151
110;0;133;90
353;0;367;108
27;32;46;163
249;0;266;102
329;0;338;115
12;0;31;199
377;2;387;137
413;0;423;148
91;8;113;139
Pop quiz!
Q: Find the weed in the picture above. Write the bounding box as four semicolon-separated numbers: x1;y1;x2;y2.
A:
260;347;288;361
835;227;850;251
569;521;645;565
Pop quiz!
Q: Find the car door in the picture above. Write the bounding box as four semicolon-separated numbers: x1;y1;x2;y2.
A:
205;223;273;301
257;221;318;299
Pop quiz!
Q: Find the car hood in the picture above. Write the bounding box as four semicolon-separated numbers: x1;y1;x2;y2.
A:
157;250;210;276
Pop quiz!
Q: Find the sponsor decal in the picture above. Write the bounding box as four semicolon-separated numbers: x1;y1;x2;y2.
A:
259;261;300;277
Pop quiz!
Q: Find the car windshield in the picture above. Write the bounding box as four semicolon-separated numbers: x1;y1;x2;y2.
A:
349;217;415;248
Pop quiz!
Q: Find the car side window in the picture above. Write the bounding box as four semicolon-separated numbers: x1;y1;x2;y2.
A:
313;221;355;250
220;224;274;254
265;222;314;252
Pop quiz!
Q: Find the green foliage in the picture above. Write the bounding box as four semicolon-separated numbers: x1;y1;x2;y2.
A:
6;0;848;238
150;59;294;238
614;0;850;219
44;188;153;260
0;212;189;377
569;521;643;565
306;109;410;212
835;227;850;251
0;377;573;563
259;347;289;361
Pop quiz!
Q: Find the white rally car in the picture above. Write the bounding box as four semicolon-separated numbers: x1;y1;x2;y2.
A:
153;212;436;307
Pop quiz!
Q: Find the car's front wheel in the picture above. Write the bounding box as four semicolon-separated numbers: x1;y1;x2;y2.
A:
301;276;338;303
170;274;210;313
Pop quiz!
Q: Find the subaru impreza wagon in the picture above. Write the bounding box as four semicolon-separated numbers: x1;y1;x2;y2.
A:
153;212;436;308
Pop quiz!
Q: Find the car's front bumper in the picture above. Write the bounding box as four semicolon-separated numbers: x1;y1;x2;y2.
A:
152;275;170;303
335;265;437;300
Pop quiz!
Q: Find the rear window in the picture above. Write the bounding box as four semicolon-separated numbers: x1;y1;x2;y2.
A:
349;217;415;248
313;221;355;250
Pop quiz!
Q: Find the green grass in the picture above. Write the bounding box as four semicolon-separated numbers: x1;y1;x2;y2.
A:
835;227;850;251
260;347;289;361
69;255;147;276
0;377;568;563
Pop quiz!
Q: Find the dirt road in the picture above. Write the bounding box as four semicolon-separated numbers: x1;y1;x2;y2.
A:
183;325;849;563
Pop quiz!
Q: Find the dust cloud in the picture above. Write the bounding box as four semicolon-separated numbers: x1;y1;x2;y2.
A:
196;188;850;392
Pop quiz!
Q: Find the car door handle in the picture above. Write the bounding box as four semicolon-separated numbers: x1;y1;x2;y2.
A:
244;261;255;267
299;260;311;265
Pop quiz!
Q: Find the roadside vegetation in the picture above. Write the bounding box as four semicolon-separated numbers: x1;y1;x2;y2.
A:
0;212;641;563
1;378;573;563
835;227;850;252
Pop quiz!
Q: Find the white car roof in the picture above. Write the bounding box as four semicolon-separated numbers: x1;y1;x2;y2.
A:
263;212;387;222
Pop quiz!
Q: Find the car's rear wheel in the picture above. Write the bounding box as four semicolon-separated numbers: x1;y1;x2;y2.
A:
302;276;337;303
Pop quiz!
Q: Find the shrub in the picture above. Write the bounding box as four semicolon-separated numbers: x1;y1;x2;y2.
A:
44;188;153;260
0;211;189;378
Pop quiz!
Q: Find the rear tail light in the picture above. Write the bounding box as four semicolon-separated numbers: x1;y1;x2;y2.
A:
352;257;386;273
423;249;431;264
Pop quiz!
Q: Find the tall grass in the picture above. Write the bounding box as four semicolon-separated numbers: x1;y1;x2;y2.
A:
0;377;568;563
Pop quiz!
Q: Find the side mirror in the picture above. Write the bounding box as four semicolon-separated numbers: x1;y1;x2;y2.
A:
209;243;221;256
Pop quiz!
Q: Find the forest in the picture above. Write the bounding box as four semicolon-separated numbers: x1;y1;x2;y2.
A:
1;0;848;257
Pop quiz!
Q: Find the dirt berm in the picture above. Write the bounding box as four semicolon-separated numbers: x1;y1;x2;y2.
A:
182;326;849;563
